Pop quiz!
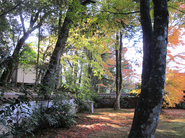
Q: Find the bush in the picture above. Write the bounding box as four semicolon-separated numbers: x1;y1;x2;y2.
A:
0;91;76;138
28;94;76;130
120;97;137;108
75;97;91;113
0;87;34;138
91;94;101;108
120;98;129;108
0;104;33;137
176;102;185;109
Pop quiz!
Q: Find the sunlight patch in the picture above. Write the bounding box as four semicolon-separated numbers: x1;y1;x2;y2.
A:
107;113;117;117
105;123;123;129
98;116;110;120
77;123;106;129
156;129;180;136
87;115;110;120
122;113;134;115
77;124;97;129
168;119;185;123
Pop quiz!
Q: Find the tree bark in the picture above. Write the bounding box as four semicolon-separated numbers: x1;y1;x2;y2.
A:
87;49;93;79
114;32;122;110
36;23;41;85
140;0;152;87
79;57;83;84
74;51;78;85
128;0;169;137
40;2;73;95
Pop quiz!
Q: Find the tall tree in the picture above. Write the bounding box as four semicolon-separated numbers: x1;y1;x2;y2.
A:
36;22;41;85
129;0;169;137
114;32;122;110
40;0;96;97
0;1;52;83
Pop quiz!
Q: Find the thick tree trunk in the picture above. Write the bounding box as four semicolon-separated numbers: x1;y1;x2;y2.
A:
140;0;152;87
54;9;63;89
114;32;122;110
40;6;73;93
0;33;29;83
128;0;169;137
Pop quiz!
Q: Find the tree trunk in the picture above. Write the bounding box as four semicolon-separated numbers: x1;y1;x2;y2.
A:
36;24;41;85
0;33;29;83
140;0;152;87
87;49;93;79
40;3;73;95
79;63;82;84
54;9;63;89
128;0;169;137
74;51;78;85
114;32;122;110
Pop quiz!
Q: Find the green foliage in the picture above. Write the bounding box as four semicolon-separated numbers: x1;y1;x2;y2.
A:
96;0;140;33
19;43;37;65
75;92;101;112
0;16;9;36
91;94;101;108
74;84;98;113
120;97;137;108
0;45;11;73
62;62;97;101
29;94;76;130
74;97;91;113
75;82;95;101
176;102;185;109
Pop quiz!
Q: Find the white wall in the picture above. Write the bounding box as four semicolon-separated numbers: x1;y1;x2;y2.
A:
16;65;36;83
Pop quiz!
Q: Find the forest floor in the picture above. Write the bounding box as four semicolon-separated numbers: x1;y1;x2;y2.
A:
33;108;185;138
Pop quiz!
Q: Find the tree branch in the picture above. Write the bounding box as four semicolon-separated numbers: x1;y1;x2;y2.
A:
168;6;185;14
81;0;96;5
19;11;26;34
28;11;51;34
0;3;21;17
30;9;42;28
67;59;73;68
100;10;140;15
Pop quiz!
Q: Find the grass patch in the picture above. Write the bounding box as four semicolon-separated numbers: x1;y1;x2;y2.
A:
33;108;185;138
